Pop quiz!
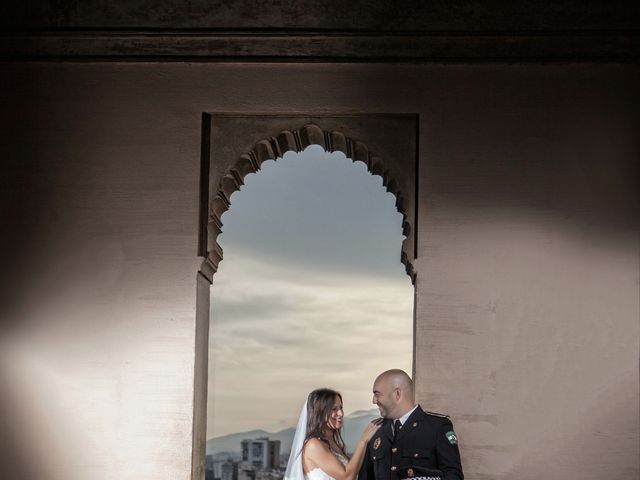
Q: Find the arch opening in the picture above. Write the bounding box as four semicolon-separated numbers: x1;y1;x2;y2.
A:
204;144;414;479
202;123;416;284
193;117;419;480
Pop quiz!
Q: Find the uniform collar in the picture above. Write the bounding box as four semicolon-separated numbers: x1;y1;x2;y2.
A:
395;404;419;426
389;405;423;443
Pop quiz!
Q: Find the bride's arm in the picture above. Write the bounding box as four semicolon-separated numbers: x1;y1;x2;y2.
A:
303;421;381;480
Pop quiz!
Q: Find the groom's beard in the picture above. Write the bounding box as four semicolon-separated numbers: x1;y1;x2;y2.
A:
376;404;390;418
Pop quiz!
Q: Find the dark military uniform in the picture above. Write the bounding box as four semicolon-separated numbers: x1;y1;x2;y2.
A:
358;406;463;480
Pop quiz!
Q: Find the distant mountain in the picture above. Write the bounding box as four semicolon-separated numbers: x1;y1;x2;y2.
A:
206;409;379;455
206;428;296;455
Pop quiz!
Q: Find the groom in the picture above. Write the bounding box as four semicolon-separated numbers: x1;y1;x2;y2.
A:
358;369;464;480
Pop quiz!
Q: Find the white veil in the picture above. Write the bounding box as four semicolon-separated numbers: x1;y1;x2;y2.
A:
284;400;308;480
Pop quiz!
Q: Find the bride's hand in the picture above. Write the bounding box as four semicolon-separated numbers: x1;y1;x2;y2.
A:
361;418;383;442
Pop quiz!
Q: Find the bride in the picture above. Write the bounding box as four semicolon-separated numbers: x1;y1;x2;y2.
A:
284;388;381;480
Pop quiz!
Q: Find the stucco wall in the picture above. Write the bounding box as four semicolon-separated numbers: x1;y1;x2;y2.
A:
1;63;637;479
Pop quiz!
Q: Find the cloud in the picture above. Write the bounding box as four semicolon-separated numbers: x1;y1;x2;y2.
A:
207;252;413;436
217;146;407;278
207;147;414;437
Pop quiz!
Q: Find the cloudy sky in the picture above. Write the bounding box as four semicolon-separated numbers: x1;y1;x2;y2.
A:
207;146;413;438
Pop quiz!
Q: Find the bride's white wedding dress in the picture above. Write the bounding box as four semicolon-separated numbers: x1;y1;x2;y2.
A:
305;452;348;480
286;403;350;480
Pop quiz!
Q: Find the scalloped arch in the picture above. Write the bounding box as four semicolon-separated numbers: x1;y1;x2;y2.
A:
205;123;416;283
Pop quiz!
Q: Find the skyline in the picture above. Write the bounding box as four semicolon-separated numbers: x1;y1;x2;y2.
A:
206;146;414;438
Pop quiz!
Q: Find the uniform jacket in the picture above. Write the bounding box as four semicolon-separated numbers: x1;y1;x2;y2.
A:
357;405;463;480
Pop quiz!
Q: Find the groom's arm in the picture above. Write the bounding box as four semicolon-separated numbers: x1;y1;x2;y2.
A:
436;419;464;480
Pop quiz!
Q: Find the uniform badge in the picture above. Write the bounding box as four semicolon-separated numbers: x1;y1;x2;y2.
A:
407;469;414;477
445;431;458;445
373;437;381;450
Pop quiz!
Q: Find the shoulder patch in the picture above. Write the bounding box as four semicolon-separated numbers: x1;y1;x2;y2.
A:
425;410;450;418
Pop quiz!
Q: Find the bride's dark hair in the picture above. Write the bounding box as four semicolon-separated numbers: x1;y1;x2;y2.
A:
304;388;348;457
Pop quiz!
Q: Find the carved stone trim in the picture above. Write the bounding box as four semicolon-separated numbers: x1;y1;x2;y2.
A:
1;30;638;61
202;122;417;284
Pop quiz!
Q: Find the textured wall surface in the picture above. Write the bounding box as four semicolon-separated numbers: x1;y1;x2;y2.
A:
3;0;637;29
3;1;637;60
0;63;638;480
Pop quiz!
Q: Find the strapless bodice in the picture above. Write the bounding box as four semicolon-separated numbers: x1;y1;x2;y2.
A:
305;468;337;480
304;452;348;480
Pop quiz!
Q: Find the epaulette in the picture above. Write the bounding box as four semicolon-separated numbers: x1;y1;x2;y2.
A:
424;410;449;418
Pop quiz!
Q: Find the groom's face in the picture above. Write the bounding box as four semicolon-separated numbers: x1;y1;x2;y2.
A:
372;378;398;419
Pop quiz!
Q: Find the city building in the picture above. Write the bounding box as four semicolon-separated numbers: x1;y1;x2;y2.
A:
221;458;239;480
241;438;281;470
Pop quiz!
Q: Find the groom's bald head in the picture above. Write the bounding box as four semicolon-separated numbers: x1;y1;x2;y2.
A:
372;369;415;419
376;369;414;400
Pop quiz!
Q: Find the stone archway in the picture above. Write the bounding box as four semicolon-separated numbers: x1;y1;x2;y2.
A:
192;114;419;480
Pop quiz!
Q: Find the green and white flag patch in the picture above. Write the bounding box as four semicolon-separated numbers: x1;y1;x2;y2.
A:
445;430;458;445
